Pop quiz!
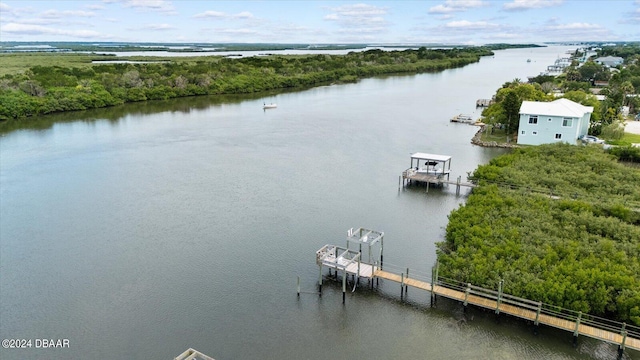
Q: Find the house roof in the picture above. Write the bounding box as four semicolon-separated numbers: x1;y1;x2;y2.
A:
595;56;623;62
519;98;593;118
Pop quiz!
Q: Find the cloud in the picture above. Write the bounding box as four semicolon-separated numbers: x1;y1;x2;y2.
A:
40;9;96;18
324;4;388;31
139;23;175;31
428;0;489;14
503;0;563;12
193;10;255;20
193;11;226;19
621;5;640;24
114;0;176;14
2;22;111;39
445;20;500;30
85;4;106;10
539;19;614;40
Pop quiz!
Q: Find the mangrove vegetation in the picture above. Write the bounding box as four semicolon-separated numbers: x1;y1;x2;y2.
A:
0;47;496;122
438;143;640;325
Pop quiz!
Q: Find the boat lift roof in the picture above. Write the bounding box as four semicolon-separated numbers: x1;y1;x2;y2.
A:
347;227;384;246
410;152;451;162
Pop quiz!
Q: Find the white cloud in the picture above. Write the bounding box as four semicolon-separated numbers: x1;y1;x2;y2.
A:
40;9;96;18
117;0;176;14
539;20;614;40
234;11;254;19
324;3;389;29
216;28;258;35
2;22;110;39
0;2;10;12
503;0;563;11
85;4;106;10
193;10;255;20
428;0;489;14
139;23;175;31
445;20;500;30
193;10;226;19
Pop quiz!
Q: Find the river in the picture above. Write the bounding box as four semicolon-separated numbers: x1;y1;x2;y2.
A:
1;45;636;360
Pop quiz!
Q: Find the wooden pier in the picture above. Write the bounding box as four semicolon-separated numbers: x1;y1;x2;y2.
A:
312;229;640;357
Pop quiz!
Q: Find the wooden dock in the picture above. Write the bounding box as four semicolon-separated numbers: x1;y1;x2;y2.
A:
312;232;640;356
476;98;493;107
373;267;640;353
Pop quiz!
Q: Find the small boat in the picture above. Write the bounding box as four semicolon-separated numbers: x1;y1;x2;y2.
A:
450;114;474;123
263;103;277;109
527;59;531;63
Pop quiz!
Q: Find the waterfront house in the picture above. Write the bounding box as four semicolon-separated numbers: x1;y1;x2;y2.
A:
517;99;593;146
594;56;623;67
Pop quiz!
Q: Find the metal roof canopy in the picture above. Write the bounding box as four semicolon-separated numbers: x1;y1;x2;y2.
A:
347;227;384;266
410;152;451;162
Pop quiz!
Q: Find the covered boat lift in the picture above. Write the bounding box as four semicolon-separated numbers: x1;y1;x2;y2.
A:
401;152;452;189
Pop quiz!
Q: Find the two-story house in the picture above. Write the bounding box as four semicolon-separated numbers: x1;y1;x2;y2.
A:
517;98;593;146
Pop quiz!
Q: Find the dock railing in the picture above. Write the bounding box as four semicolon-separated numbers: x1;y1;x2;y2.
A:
364;262;640;351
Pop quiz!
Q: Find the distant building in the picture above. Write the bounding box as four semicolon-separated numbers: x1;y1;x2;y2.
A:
594;56;623;67
517;99;593;146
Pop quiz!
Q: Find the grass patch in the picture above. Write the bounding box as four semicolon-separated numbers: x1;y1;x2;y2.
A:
479;126;516;143
622;132;640;143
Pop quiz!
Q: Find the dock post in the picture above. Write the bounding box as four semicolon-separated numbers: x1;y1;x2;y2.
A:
342;268;347;304
534;302;542;335
463;283;470;313
405;268;409;296
618;324;627;360
430;261;439;307
398;175;401;190
297;276;300;298
318;263;323;296
426;180;429;193
400;273;404;300
573;311;582;347
495;279;504;314
456;176;461;196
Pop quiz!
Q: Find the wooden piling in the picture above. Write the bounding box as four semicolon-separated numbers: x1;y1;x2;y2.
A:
318;263;323;296
342;269;347;304
495;279;504;314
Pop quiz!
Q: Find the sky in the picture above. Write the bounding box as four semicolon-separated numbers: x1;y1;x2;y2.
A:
0;0;639;45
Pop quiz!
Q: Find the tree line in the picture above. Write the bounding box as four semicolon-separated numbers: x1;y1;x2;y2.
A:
0;47;494;122
438;143;640;325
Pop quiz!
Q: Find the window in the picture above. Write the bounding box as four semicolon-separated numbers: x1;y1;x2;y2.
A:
562;118;573;127
521;130;525;135
555;133;562;139
528;115;538;124
532;131;538;135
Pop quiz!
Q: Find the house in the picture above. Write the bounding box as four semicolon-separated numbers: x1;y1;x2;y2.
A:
594;56;623;67
517;98;593;146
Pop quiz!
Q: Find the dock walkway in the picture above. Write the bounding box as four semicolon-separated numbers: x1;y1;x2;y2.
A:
371;267;640;353
312;235;640;356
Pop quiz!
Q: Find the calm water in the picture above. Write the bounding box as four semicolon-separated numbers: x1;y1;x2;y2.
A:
1;46;637;360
